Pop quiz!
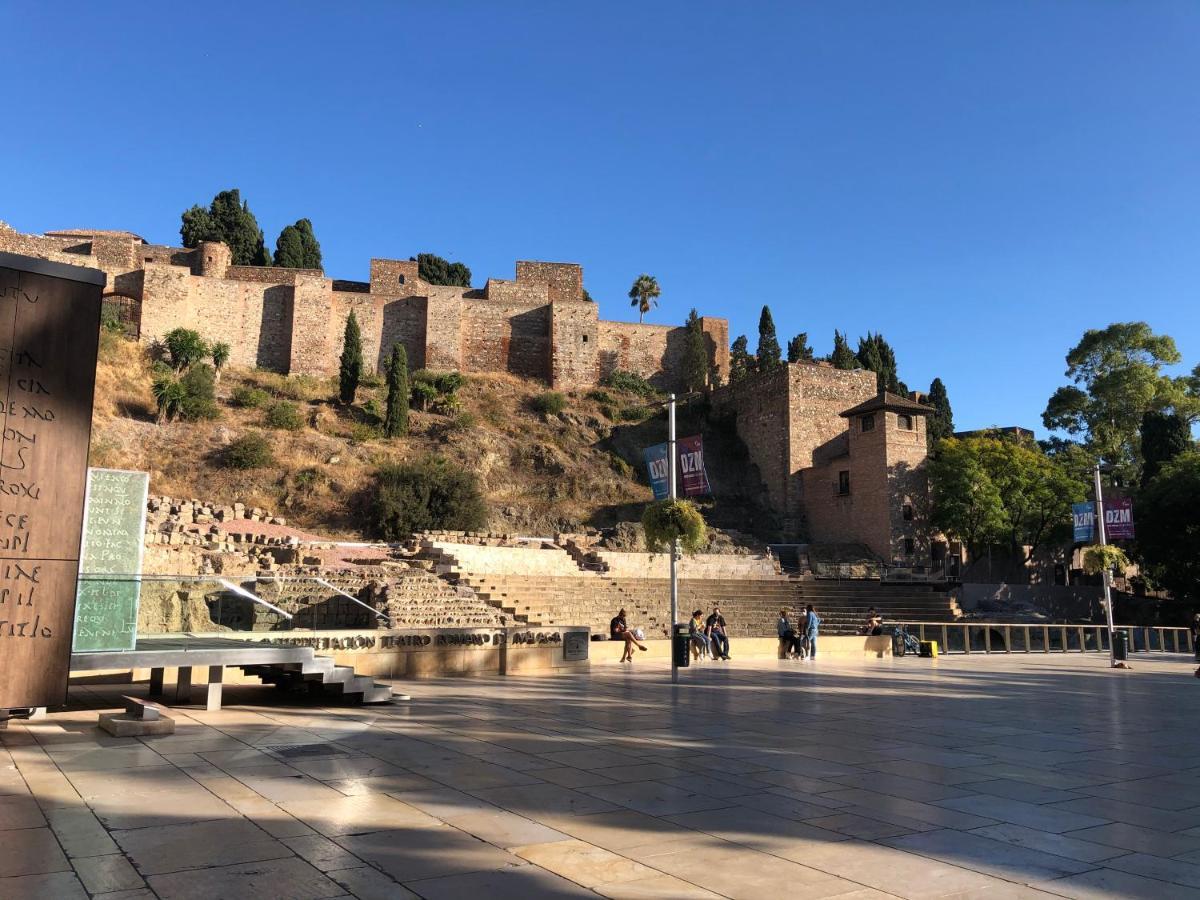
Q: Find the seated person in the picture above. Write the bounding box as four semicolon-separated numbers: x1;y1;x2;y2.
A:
689;609;711;659
863;607;883;636
777;608;803;658
610;608;647;662
706;605;731;660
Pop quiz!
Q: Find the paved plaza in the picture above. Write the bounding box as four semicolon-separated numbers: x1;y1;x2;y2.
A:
3;653;1200;899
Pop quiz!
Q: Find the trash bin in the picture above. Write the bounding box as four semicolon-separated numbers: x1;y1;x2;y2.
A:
1111;630;1128;662
673;623;691;668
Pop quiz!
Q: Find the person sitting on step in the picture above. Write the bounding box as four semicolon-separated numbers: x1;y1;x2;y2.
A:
706;605;731;660
610;608;647;662
689;609;712;660
862;607;883;636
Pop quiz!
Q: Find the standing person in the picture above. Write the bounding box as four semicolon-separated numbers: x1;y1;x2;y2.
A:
777;608;802;658
1192;613;1200;662
689;609;711;660
706;605;731;661
805;604;821;660
610;608;647;662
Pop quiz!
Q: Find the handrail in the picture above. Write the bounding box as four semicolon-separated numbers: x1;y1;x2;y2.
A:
894;621;1194;655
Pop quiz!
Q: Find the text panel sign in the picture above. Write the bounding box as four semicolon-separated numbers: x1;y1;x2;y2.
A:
0;259;101;708
1072;503;1094;543
1104;497;1134;541
73;468;150;652
642;436;712;500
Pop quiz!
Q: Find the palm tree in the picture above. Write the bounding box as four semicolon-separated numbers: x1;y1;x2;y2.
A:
628;274;661;323
210;341;230;382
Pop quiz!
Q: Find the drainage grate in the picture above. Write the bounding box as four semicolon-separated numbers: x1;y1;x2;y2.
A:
262;743;349;760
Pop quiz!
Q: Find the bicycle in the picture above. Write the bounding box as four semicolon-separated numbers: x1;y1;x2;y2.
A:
890;624;921;658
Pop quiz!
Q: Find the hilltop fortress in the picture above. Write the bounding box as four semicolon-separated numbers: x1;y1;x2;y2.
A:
0;223;728;391
1;222;936;565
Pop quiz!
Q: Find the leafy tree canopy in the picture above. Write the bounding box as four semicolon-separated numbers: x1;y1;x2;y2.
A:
1043;322;1196;483
729;335;755;383
930;435;1087;563
412;253;472;287
756;306;783;371
1136;450;1200;602
786;333;814;363
1140;410;1193;487
368;456;487;539
830;330;858;370
856;332;900;394
180;189;270;266
274;218;323;269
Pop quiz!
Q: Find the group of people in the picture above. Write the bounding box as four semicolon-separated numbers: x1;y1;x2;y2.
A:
777;606;821;659
689;606;731;660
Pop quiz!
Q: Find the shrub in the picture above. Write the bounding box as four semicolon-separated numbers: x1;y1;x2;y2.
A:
618;405;650;422
609;453;633;478
531;392;567;417
292;467;325;493
178;364;220;421
367;456;487;540
264;400;304;431
231;386;270;408
434;394;462;416
598;404;617;421
210;341;230;380
362;397;383;423
152;375;185;424
359;371;384;390
449;411;477;432
602;370;658;397
224;432;274;469
348;422;380;445
413;369;464;397
1083;545;1131;576
411;381;438;411
642;498;707;553
163;328;209;370
100;302;124;333
586;389;615;405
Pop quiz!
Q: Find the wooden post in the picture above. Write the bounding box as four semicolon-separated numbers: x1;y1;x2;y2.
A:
942;625;949;655
963;625;971;654
1043;626;1051;653
149;668;165;697
984;627;992;653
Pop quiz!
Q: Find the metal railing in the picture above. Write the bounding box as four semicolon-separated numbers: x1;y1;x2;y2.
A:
897;621;1195;655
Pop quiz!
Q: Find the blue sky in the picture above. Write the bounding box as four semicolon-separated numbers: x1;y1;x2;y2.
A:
4;2;1198;433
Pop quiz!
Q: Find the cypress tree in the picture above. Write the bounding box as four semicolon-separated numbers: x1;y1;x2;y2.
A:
1140;410;1191;486
856;332;900;393
681;309;711;392
385;343;410;437
830;330;858;370
274;218;323;269
927;377;955;447
729;335;755;382
180;189;270;266
339;312;363;405
757;306;782;371
786;333;814;363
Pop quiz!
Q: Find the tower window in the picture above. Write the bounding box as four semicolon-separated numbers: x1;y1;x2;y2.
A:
898;414;913;430
838;471;850;495
861;414;875;432
398;274;406;285
903;504;914;521
582;334;588;343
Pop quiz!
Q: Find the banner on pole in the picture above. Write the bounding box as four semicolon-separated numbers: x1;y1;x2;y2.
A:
1104;497;1135;540
1072;503;1094;543
643;443;670;500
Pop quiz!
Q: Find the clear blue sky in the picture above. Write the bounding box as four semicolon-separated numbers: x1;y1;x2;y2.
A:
4;2;1198;434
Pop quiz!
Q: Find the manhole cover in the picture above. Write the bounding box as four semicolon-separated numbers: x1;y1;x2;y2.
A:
262;744;348;759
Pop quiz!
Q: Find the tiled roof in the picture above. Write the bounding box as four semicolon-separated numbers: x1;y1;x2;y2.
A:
840;391;932;418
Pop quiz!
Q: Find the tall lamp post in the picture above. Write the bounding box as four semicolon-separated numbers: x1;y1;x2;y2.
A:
668;393;679;685
1093;463;1118;668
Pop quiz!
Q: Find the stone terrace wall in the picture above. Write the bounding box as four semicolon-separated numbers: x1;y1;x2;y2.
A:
428;542;583;577
591;551;781;579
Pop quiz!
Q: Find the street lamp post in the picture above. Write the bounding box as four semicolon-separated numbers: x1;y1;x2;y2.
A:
1093;464;1118;668
668;393;679;685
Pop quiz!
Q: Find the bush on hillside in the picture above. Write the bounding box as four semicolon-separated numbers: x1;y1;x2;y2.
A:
586;389;615;405
223;432;274;469
264;400;304;431
178;364;220;421
163;328;209;370
618;405;650;422
231;385;270;408
367;456;487;540
531;392;567;417
602;370;658;398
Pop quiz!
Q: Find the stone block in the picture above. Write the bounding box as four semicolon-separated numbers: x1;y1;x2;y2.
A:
98;713;176;737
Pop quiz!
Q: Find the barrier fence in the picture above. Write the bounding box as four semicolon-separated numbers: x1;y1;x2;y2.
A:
897;622;1194;655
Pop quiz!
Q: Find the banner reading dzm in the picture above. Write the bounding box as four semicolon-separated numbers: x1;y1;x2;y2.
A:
1104;497;1135;540
1072;503;1094;543
643;436;712;500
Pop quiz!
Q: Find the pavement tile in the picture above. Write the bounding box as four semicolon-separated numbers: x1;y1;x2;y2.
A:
0;826;71;878
883;828;1098;882
0;870;87;900
112;818;293;875
146;856;344;900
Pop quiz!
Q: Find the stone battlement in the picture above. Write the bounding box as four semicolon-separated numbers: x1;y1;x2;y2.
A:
0;223;728;391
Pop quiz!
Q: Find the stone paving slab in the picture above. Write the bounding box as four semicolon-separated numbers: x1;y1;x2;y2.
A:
3;653;1200;898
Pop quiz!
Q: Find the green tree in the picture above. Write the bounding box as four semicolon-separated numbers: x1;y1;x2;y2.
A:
729;335;755;383
1043;322;1192;483
384;343;410;438
180;189;271;265
338;312;363;405
1137;450;1200;603
413;253;471;287
786;333;814;363
1140;410;1192;487
368;456;487;539
163;328;209;371
274;218;323;269
830;330;858;370
151;375;185;425
628;274;661;323
681;309;711;392
926;378;954;447
210;341;230;382
856;332;900;394
756;306;783;371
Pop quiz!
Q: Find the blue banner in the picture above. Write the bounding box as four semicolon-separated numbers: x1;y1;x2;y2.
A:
1072;502;1094;543
643;443;670;500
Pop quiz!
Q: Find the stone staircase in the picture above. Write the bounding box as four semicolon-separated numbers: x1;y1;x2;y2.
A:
240;654;393;704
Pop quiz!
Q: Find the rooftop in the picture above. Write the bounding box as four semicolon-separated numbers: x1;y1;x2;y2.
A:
840;390;932;418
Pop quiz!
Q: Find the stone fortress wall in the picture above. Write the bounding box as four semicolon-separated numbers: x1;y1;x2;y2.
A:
0;224;729;392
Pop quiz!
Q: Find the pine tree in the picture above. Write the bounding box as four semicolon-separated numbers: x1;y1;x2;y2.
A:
730;335;755;382
385;343;410;437
339;312;363;405
274;218;323;269
786;333;814;363
830;330;858;369
926;377;954;447
681;309;711;392
413;253;472;286
180;189;271;266
757;306;782;371
856;332;900;393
